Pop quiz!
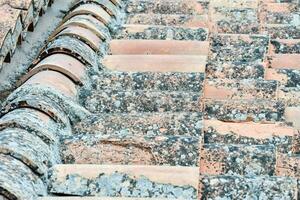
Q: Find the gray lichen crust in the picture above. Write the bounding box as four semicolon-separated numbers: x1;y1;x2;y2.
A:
271;40;300;54
201;144;276;176
93;71;205;92
62;133;200;166
49;171;198;199
204;99;284;122
213;8;259;34
3;84;90;126
200;175;298;200
126;13;208;27
85;89;202;113
0;108;59;145
210;34;269;63
0;154;46;200
204;125;294;152
125;0;204;15
64;14;112;41
41;36;100;68
0;128;59;175
114;25;208;41
206;61;265;79
74;112;203;137
266;25;300;39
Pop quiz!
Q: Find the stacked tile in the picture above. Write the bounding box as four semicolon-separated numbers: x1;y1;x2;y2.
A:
0;0;123;199
0;0;299;199
200;0;299;199
0;0;55;70
261;0;300;184
36;0;209;199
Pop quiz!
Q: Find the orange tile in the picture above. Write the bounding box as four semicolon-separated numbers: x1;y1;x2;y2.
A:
109;40;209;55
269;54;300;69
23;70;78;98
205;119;296;139
19;54;86;86
103;55;207;72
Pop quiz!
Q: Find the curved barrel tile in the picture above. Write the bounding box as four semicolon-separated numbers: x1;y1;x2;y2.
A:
1;93;71;129
0;154;46;199
23;70;78;99
62;4;113;27
0;128;58;175
20;54;87;86
70;0;120;19
39;36;99;68
4;84;90;125
0;108;59;145
51;15;111;42
52;26;102;53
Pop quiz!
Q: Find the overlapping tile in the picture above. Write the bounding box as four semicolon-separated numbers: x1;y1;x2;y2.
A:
74;112;203;137
199;175;298;199
62;133;200;166
49;164;199;199
0;0;300;199
114;24;208;41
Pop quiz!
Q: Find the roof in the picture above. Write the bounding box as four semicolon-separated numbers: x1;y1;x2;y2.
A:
0;0;299;199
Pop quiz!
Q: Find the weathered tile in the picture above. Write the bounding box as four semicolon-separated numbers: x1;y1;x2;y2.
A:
2;84;88;127
271;39;300;54
206;61;265;79
204;120;296;151
199;175;298;200
0;108;59;145
52;26;103;53
62;134;200;166
269;54;300;69
92;71;205;92
279;87;300;106
62;3;113;27
74;112;203;137
265;24;300;39
0;4;21;66
211;7;259;34
204;99;285;122
39;198;176;200
0;128;59;175
0;0;34;30
114;25;208;41
0;154;46;200
261;3;298;24
40;36;99;68
200;144;276;176
276;153;300;177
126;14;208;27
210;34;269;62
50;14;111;42
284;107;300;129
20;53;87;87
23;70;78;99
204;79;277;100
85;89;202;113
125;0;206;15
69;0;121;19
102;55;207;72
210;0;259;8
49;164;199;199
